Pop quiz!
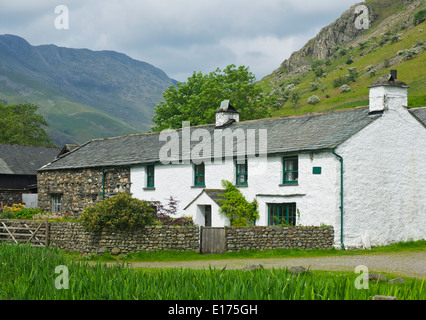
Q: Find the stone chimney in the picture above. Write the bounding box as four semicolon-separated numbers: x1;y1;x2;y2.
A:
368;70;408;114
215;100;239;127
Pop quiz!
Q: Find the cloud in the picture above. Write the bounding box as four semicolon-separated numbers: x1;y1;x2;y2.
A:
0;0;360;81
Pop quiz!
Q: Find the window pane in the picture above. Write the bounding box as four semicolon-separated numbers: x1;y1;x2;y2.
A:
284;157;298;183
52;195;62;212
196;164;204;175
148;176;154;187
236;160;248;185
196;176;204;184
268;203;296;226
194;163;205;185
285;171;298;181
147;165;155;187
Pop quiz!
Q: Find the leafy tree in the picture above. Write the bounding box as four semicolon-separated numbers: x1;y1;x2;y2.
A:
0;103;54;146
151;65;273;131
217;180;259;227
289;88;301;110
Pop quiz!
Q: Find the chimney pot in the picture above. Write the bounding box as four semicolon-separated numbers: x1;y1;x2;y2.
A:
368;70;408;114
215;100;239;127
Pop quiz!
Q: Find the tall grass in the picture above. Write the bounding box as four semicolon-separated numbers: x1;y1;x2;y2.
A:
0;243;424;300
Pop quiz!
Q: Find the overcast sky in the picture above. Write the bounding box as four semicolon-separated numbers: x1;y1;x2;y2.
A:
0;0;360;82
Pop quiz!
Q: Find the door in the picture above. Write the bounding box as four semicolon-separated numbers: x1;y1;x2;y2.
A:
204;205;212;227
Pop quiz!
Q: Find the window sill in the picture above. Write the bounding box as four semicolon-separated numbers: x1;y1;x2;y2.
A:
279;183;298;187
191;185;206;188
234;184;248;188
143;187;156;191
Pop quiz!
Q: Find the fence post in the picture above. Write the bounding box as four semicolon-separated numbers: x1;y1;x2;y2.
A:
45;218;50;247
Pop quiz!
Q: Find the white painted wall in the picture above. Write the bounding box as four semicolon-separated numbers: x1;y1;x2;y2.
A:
336;86;426;249
131;152;339;229
185;192;229;227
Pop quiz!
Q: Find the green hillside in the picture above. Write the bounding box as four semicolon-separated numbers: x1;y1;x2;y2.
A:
259;0;425;117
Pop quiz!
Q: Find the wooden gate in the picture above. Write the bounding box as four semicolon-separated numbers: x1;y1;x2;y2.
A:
200;227;226;254
0;219;49;247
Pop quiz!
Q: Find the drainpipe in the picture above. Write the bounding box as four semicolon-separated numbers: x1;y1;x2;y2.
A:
102;168;106;200
332;148;345;250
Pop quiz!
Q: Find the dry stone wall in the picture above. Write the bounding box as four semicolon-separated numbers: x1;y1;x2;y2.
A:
49;222;200;255
0;220;334;255
226;226;334;251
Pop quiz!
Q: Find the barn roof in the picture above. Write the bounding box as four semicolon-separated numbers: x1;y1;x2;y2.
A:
0;144;61;175
39;106;385;171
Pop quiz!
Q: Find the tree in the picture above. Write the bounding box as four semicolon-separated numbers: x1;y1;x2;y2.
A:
151;65;274;131
217;180;259;227
0;103;54;146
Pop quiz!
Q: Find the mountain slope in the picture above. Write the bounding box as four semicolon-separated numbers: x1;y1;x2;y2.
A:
260;0;425;117
0;35;176;145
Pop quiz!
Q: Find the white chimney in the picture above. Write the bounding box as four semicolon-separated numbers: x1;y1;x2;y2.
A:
215;100;239;127
368;70;408;114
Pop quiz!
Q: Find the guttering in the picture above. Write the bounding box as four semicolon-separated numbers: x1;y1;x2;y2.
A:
332;148;345;250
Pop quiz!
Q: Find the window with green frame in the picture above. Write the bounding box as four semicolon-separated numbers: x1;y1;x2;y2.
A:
235;159;248;185
268;203;296;226
283;156;298;184
146;165;155;188
194;163;205;186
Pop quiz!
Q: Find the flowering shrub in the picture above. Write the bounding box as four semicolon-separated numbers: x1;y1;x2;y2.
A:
80;193;155;232
308;95;321;105
339;84;351;93
0;204;46;220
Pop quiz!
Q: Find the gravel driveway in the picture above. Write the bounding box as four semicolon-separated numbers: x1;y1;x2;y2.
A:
125;251;426;279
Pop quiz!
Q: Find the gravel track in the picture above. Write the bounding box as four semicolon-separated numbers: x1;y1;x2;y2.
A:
125;251;426;279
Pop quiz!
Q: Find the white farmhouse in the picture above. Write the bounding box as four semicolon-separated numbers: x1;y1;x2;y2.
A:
38;71;426;249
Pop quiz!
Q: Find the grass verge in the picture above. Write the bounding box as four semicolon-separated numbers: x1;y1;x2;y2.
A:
73;239;426;263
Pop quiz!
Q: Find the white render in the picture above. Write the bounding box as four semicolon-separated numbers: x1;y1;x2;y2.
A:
131;152;339;229
130;79;426;250
335;85;426;249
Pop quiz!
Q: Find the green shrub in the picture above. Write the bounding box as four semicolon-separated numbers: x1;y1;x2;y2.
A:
0;204;45;219
333;76;350;88
340;84;351;93
413;9;426;25
217;180;259;227
308;95;321;105
345;58;353;65
80;193;155;232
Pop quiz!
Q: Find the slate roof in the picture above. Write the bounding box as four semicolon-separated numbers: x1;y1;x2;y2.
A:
39;106;382;171
0;144;61;175
409;107;426;127
183;189;226;210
